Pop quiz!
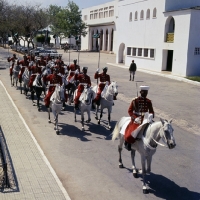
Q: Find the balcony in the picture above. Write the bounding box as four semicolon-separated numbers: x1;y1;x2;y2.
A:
166;33;174;43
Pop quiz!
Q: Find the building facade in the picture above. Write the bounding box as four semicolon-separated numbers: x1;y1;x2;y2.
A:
82;0;200;76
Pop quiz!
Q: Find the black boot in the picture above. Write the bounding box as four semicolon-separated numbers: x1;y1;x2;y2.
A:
124;141;132;151
75;104;79;110
92;103;96;109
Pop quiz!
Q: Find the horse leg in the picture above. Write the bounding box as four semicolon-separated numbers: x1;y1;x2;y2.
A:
81;113;85;131
31;90;35;106
118;136;124;168
86;109;91;123
48;107;51;123
141;156;148;194
95;106;99;120
131;150;138;178
98;109;103;125
74;108;77;122
146;156;152;174
20;82;22;94
108;112;111;130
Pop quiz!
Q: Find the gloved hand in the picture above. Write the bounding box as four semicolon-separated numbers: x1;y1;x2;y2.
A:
96;68;100;73
106;81;109;85
75;69;79;74
134;117;141;124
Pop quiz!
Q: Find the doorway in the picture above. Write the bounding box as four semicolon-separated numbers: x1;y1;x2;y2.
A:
166;50;173;71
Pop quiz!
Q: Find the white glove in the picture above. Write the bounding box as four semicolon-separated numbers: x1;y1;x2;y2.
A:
96;68;100;73
75;69;79;74
134;117;141;124
106;81;109;85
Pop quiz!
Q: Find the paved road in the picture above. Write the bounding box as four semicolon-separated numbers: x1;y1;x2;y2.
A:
0;47;199;200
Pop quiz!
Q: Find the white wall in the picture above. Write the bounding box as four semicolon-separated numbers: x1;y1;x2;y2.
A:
186;10;200;76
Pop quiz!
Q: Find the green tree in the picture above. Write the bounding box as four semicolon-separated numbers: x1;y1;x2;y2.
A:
48;1;87;43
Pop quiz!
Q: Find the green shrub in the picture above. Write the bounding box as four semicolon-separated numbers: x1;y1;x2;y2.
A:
186;76;200;82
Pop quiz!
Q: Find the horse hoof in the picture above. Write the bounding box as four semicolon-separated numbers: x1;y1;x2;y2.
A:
133;173;138;178
98;121;100;125
143;189;148;194
119;164;124;168
48;120;51;123
56;131;59;135
82;128;85;131
95;117;98;120
61;107;65;111
38;108;40;111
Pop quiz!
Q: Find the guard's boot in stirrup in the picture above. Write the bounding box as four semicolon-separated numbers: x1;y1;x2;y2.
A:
124;141;131;151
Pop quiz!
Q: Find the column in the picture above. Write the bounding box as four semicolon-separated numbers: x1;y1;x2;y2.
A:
102;29;106;51
107;29;112;52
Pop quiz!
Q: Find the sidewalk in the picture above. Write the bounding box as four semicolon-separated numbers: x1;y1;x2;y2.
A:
107;62;200;87
0;80;70;199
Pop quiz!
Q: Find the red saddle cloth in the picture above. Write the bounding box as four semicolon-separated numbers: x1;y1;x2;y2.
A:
124;121;140;144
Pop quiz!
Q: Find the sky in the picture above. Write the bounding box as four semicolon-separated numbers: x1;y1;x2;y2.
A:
8;0;113;9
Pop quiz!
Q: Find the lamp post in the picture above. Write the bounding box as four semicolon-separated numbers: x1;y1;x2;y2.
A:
93;33;100;85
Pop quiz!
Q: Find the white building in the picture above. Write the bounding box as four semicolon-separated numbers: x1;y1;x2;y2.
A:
81;1;117;53
82;0;200;77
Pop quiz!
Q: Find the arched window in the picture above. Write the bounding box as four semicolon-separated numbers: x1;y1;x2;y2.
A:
146;9;150;19
153;8;157;18
135;11;138;20
129;12;132;21
140;10;144;20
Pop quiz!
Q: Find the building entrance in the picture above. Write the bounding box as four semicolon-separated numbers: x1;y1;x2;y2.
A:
166;50;173;71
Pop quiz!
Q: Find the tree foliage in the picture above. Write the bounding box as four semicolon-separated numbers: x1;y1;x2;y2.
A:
48;1;87;39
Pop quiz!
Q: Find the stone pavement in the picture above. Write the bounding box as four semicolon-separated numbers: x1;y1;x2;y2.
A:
0;80;70;199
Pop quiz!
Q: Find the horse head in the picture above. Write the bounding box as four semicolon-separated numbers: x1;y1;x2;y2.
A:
160;118;176;149
108;81;118;98
81;86;94;105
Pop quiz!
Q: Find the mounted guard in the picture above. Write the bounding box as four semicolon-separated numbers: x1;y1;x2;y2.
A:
73;66;91;110
92;66;111;109
124;85;154;150
7;53;18;77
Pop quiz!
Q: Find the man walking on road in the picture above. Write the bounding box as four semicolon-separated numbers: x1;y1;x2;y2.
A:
129;60;137;81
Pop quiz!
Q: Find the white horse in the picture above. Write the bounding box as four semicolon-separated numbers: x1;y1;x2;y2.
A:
11;64;21;87
92;81;118;130
22;67;31;96
73;84;96;131
112;116;176;194
41;65;52;96
48;84;65;134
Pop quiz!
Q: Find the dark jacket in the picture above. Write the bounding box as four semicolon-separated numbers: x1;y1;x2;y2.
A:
129;62;137;71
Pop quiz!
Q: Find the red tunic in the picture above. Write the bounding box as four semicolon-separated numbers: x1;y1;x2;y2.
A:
74;73;91;104
125;97;154;143
7;57;18;75
30;65;42;74
94;72;110;101
38;60;46;67
44;74;63;106
55;59;64;67
18;60;30;81
28;73;37;87
67;64;80;81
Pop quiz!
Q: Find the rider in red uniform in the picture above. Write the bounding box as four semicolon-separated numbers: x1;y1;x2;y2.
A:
7;54;18;76
43;68;63;108
55;56;64;67
67;59;80;81
124;86;154;150
73;67;91;109
92;67;110;108
17;55;29;83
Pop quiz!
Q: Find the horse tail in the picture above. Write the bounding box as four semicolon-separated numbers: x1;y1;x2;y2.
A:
112;120;120;141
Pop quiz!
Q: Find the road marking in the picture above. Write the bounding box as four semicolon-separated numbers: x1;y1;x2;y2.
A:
0;80;71;200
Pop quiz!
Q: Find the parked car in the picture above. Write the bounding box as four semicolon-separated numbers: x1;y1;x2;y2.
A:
30;47;45;56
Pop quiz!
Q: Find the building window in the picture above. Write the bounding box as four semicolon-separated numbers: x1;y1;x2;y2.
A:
127;47;131;55
150;49;155;58
146;9;150;19
109;10;114;17
129;12;132;21
90;14;93;20
138;48;142;56
84;15;87;21
153;8;157;18
140;10;144;20
144;49;148;57
194;47;200;55
132;48;137;56
135;11;138;20
94;13;98;19
104;11;108;18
